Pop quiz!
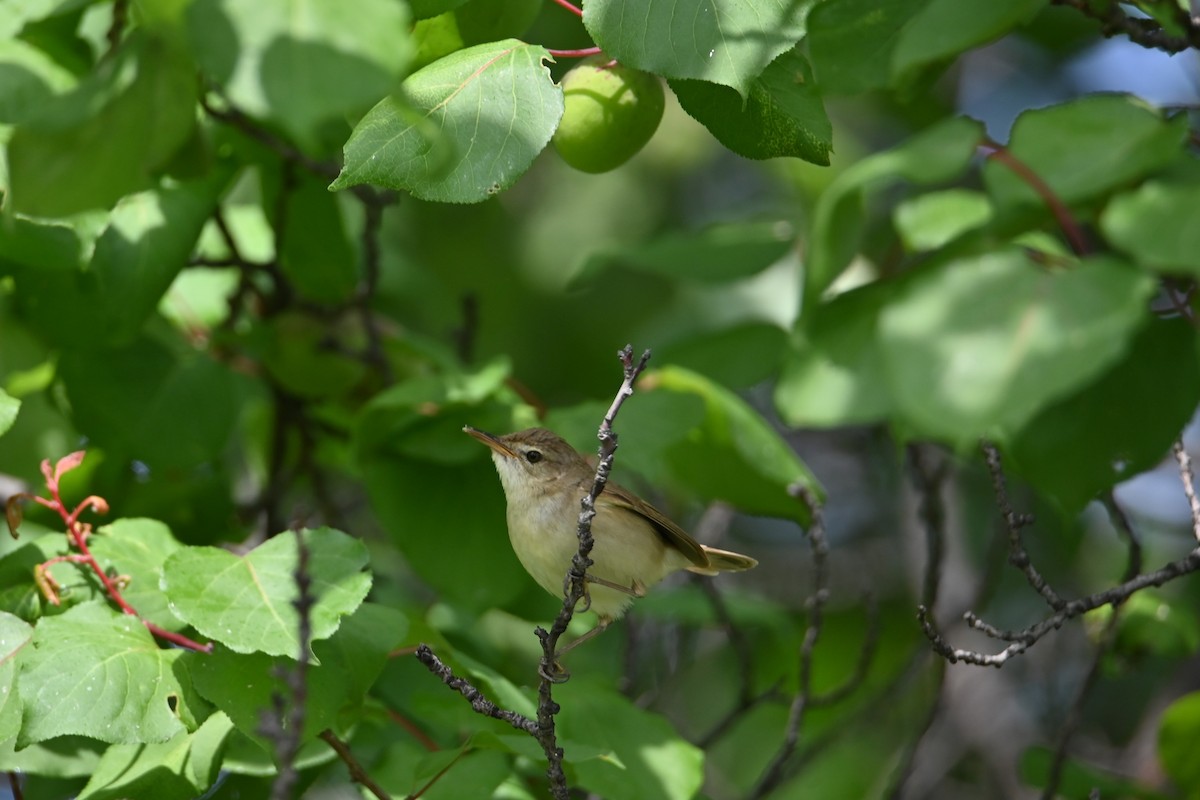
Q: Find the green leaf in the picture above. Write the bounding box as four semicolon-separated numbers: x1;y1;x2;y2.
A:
659;323;788;390
10;174;229;349
775;281;893;427
88;519;186;633
807;116;984;299
0;214;86;274
76;711;234;800
893;189;993;252
1160;692;1200;793
17;603;200;746
7;32;198;216
877;251;1156;444
0;735;104;778
189;605;403;744
806;0;926;95
578;221;796;285
184;0;412;149
1009;318;1200;513
1087;592;1200;662
332;40;562;203
584;0;814;97
984;95;1187;211
276;174;359;303
0;38;77;124
1101;179;1200;275
455;0;542;45
362;455;529;613
645;365;823;522
161;528;372;658
670;49;831;164
0;388;19;438
58;337;242;470
891;0;1047;85
0;612;33;743
559;683;704;800
1021;746;1169;800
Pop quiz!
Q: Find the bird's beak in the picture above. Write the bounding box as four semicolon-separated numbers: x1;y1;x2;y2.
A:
463;425;517;458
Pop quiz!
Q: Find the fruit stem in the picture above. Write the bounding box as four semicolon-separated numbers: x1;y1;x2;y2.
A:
547;46;602;57
549;0;583;17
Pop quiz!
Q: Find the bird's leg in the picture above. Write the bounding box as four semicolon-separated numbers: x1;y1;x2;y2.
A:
584;574;647;597
541;616;613;683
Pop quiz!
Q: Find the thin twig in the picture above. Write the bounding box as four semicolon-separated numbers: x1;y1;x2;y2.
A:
1173;441;1200;543
413;645;538;735
749;486;827;799
980;141;1090;257
1051;0;1200;52
533;344;652;799
982;442;1065;610
917;544;1200;667
265;531;314;800
319;730;391;800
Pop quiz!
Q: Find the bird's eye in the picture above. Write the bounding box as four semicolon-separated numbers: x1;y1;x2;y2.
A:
524;449;543;464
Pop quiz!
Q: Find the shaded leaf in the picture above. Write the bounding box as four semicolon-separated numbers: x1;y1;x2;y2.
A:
670;49;831;164
878;251;1156;445
775;281;893;427
578;221;796;285
189;605;403;744
893;188;993;252
891;0;1047;84
161;528;371;658
1101;179;1200;275
1008;318;1200;514
643;365;823;523
59;337;242;470
185;0;411;149
0;38;77;124
10;174;230;349
806;0;926;94
7;33;197;216
559;683;704;800
333;40;562;203
77;712;234;800
807;116;983;299
984;95;1186;211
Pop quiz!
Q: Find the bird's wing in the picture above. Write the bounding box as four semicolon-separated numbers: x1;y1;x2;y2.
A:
601;482;710;568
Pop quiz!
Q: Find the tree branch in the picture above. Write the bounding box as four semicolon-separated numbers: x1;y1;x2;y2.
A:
749;485;827;799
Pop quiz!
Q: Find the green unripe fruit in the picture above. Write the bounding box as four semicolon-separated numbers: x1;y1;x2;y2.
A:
552;56;665;174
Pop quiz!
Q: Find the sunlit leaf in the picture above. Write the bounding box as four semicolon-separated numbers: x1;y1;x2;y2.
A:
333;40;562;203
161;528;371;658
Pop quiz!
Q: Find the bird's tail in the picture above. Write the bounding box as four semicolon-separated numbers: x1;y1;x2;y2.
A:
687;545;758;576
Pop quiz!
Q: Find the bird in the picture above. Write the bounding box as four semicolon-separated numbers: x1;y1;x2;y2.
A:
465;425;757;670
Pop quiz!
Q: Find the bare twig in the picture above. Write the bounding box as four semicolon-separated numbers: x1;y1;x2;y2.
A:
749;486;827;799
533;344;652;799
265;530;314;800
982;443;1065;610
1174;441;1200;543
917;544;1200;667
1051;0;1200;53
413;645;538;735
319;730;391;800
